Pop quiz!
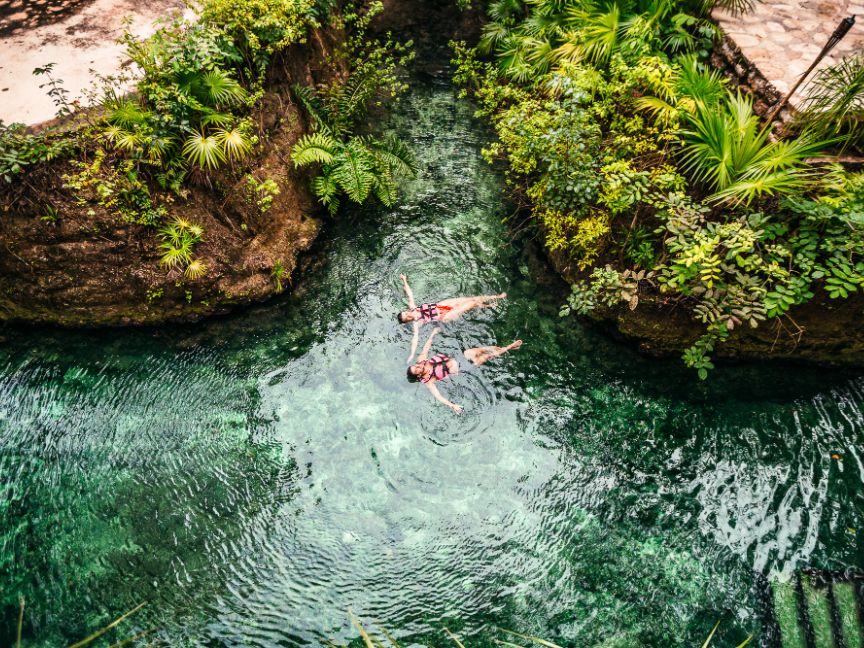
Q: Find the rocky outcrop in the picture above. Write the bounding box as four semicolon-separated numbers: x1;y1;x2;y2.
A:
549;252;864;366
0;32;341;327
0;0;481;328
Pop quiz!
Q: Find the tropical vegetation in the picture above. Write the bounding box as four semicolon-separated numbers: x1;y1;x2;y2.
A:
291;2;418;213
0;0;413;286
453;0;864;376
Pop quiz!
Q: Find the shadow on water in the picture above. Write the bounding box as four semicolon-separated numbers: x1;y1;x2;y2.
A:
0;59;863;648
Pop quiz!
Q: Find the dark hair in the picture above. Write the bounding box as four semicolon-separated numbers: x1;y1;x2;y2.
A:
397;312;406;324
406;366;421;383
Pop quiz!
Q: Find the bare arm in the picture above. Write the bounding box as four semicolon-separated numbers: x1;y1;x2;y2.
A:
425;382;463;414
417;327;440;363
407;321;420;364
400;273;416;310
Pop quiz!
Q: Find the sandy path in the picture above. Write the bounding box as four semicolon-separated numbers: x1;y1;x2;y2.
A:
0;0;190;126
715;0;864;107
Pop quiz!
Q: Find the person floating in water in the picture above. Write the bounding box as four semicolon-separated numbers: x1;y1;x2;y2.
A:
407;327;523;414
398;273;506;362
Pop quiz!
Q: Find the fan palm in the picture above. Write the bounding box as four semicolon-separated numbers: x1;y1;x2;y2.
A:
681;91;833;205
182;132;226;169
215;127;253;160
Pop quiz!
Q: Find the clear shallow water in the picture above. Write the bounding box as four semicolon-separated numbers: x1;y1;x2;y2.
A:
1;72;863;648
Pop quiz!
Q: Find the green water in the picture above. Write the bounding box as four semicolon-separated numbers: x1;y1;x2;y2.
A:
1;71;863;648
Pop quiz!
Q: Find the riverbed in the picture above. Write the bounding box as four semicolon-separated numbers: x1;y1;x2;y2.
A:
0;68;862;647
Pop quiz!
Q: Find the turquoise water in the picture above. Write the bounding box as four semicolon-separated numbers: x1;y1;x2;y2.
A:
1;71;863;647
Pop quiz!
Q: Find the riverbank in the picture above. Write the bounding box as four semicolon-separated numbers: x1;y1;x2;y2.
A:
0;30;333;326
0;0;483;328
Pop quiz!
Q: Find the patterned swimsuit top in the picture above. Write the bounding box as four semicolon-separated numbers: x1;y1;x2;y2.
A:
415;303;452;323
421;354;451;383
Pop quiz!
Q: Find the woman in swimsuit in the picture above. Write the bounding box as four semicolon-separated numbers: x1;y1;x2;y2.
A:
398;273;507;362
407;327;523;414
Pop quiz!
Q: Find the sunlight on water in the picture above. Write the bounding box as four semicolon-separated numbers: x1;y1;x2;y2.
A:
0;72;862;648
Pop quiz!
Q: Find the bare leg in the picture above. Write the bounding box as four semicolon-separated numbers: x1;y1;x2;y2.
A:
464;340;522;366
440;294;507;322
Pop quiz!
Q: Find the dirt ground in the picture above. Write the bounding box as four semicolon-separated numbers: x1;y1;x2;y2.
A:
0;0;190;126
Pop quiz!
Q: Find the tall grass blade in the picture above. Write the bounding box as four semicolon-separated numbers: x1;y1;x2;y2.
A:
500;628;564;648
16;595;24;648
67;602;146;648
107;627;155;648
444;627;466;648
700;621;721;648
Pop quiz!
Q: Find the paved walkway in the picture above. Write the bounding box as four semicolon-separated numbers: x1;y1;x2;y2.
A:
0;0;189;126
715;0;864;107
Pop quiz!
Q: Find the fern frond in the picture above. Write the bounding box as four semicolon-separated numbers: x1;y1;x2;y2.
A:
291;83;331;132
370;135;418;178
291;133;338;167
371;173;398;207
335;69;378;129
333;139;376;204
312;168;340;207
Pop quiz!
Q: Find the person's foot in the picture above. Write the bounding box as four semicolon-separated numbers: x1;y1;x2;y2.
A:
508;339;523;350
498;292;507;299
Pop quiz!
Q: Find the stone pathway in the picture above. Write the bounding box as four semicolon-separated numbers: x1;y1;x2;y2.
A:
715;0;864;108
0;0;189;126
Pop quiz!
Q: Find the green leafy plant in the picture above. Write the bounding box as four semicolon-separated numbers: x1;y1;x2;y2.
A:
245;174;281;213
680;91;833;205
797;53;864;153
272;259;288;291
157;218;206;278
292;132;417;214
457;0;860;378
0;121;71;183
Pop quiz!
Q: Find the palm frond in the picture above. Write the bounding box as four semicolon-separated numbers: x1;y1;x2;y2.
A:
677;55;727;111
184;259;207;279
197;69;246;107
488;0;524;22
635;95;680;126
479;21;513;55
182;132;226;169
107;100;150;128
578;5;622;65
199;111;233;127
215;127;253;160
798;54;864;152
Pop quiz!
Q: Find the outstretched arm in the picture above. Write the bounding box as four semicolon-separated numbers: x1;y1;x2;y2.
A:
407;321;420;364
417;327;440;362
425;382;463;414
400;273;416;310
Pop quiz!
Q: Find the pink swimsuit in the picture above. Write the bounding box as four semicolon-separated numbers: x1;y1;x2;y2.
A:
421;354;451;383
